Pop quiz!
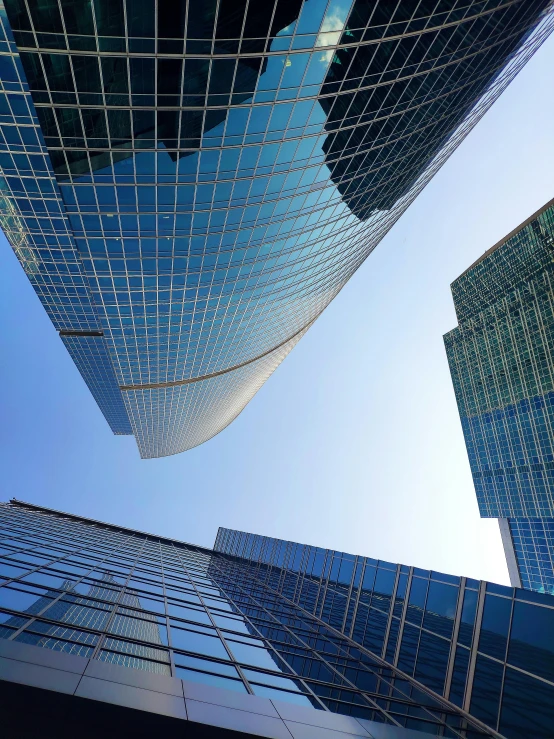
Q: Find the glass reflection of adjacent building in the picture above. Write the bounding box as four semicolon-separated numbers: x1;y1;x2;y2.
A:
216;526;554;739
0;1;553;457
445;199;554;596
2;500;554;738
0;573;169;670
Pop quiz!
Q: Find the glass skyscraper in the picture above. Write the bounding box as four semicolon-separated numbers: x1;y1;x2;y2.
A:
0;1;553;458
445;199;554;595
1;500;554;738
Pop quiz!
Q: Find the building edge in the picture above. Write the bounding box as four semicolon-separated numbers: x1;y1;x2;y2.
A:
498;518;523;588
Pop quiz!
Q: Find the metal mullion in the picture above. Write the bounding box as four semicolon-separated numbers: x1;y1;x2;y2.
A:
381;566;400;659
171;547;251;694
53;0;70;57
31;49;527;178
338;563;355;635
0;542;96;591
317;550;331;620
247;0;278;106
166;545;177;675
5;542;131;642
210;557;401;720
463;580;486;714
122;0;130;56
291;547;307;604
158;541;176;675
444;577;466;701
224;555;501;739
89;537;148;661
16;0;531;60
207;562;334;710
197;588;254;695
493;593;515;733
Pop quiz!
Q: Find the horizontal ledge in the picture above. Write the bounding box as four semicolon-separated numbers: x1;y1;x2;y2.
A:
120;320;314;391
59;329;104;337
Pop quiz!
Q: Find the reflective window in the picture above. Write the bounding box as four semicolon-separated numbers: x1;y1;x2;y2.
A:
449;645;470;707
423;581;458;638
458;588;478;646
176;668;247;692
500;667;554;739
171;626;229;660
469;655;504;727
250;684;315;706
479;595;511;661
227;640;281;670
509;601;554;682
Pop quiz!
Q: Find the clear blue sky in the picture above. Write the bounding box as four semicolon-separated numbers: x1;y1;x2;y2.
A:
2;35;554;585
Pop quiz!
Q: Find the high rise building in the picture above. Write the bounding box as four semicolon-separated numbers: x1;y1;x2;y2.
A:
445;199;554;595
0;1;553;458
1;500;553;738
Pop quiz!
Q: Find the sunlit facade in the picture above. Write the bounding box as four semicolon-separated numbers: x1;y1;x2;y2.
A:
1;1;553;457
445;199;554;595
1;501;554;738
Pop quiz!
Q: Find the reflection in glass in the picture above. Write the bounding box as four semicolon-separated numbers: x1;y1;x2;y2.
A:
2;0;551;456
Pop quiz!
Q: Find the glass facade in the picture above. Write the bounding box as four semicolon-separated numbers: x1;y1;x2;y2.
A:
445;199;554;594
0;1;552;457
215;526;554;739
0;500;543;739
506;517;554;594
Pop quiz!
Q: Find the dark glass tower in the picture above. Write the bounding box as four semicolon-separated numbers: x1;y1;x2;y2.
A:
0;1;553;457
445;199;554;595
215;527;554;739
1;500;554;738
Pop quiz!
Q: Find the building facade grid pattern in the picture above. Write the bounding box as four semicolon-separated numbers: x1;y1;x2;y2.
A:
507;517;554;594
0;0;553;456
0;500;529;738
445;198;554;594
215;527;554;739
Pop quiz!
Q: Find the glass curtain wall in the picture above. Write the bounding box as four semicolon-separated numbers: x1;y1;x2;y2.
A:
215;526;554;739
445;199;554;594
0;500;507;738
0;1;552;456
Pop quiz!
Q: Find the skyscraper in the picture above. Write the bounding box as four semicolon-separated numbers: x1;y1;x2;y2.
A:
445;198;554;595
0;1;553;457
1;500;554;738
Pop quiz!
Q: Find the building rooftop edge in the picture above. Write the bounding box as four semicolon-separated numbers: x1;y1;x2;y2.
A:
217;527;488;588
5;504;525;596
452;195;554;283
5;498;217;555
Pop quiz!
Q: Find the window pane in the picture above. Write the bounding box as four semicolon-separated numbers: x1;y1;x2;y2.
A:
228;641;281;670
424;581;458;638
243;669;303;691
500;667;554;739
250;685;315;706
469;655;503;727
15;631;95;658
176;667;246;692
459;589;478;646
175;654;238;677
168;603;211;624
479;595;511;660
211;614;252;633
508;601;554;682
0;585;52;613
171;627;229;659
99;650;171;675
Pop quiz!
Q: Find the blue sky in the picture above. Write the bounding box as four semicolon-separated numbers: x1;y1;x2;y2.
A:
2;34;554;585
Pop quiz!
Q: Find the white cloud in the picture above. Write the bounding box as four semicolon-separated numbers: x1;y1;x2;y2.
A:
316;5;349;62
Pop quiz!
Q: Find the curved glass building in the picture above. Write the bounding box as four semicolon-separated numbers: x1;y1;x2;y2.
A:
1;0;553;457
